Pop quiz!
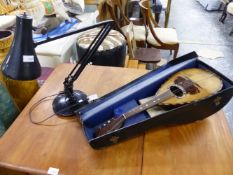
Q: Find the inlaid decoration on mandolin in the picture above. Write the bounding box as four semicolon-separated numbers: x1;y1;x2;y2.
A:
173;76;200;95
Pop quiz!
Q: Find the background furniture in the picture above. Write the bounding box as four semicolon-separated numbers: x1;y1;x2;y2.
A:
35;35;79;68
127;0;163;23
160;0;172;27
139;0;179;59
76;28;126;67
125;23;167;69
218;0;230;10
34;11;99;68
0;64;233;175
0;30;13;64
219;1;233;35
228;2;233;35
0;0;17;15
219;0;231;22
98;0;147;46
196;0;222;11
0;15;16;29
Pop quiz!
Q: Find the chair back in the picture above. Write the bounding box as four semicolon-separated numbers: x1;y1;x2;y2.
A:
98;0;130;37
98;0;113;21
98;0;128;24
107;0;130;28
139;0;163;45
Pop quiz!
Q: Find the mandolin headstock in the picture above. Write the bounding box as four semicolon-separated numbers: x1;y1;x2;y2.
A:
95;116;125;137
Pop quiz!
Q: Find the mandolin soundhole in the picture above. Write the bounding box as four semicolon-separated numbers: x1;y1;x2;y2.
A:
169;85;184;97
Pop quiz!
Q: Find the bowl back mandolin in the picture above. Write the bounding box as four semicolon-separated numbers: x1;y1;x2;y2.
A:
94;68;223;137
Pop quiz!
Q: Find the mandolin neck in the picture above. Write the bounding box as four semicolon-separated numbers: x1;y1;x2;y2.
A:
123;90;174;119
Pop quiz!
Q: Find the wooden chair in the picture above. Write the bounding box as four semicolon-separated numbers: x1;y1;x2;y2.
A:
219;0;232;23
229;2;233;35
126;0;162;24
139;0;179;59
125;22;167;69
98;0;146;45
219;1;233;35
218;0;229;10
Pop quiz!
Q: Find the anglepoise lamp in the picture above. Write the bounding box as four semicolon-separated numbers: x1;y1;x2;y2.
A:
1;13;113;116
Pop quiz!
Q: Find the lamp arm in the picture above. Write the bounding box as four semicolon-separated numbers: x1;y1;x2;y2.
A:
63;21;113;97
34;20;115;116
70;24;113;82
34;20;114;47
34;20;114;98
52;20;114;116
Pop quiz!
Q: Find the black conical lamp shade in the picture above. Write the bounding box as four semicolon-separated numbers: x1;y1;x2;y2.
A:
1;13;41;80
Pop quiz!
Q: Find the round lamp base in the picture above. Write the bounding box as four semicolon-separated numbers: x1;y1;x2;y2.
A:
52;90;88;117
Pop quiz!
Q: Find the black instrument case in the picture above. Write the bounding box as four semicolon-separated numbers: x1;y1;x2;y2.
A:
76;52;233;149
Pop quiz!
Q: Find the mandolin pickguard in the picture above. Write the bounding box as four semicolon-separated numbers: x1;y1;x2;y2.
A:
157;68;223;106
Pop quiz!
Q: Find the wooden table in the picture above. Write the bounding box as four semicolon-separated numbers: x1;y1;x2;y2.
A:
0;64;233;175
